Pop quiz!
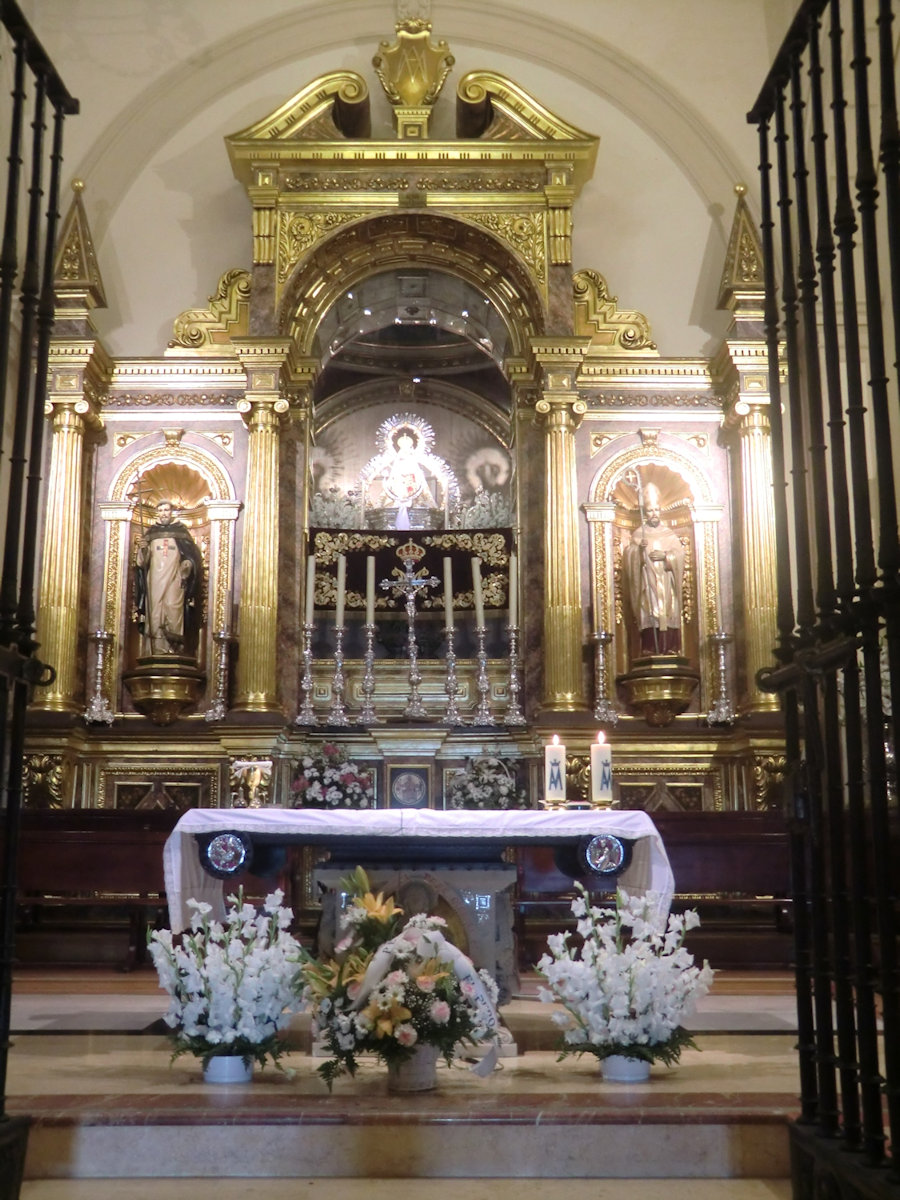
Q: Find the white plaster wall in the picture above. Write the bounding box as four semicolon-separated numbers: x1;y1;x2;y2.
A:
24;0;797;358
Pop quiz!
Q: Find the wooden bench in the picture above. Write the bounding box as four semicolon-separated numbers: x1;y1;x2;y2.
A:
515;810;793;970
10;809;177;970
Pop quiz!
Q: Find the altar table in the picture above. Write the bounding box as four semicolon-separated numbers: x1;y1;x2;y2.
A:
163;807;674;934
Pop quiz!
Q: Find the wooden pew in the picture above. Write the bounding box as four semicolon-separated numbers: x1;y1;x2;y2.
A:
515;810;793;971
10;809;177;970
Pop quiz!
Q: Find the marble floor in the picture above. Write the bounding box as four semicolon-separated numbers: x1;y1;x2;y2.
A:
5;968;801;1197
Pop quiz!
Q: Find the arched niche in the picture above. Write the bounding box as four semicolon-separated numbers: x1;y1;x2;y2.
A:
585;440;723;713
101;442;240;710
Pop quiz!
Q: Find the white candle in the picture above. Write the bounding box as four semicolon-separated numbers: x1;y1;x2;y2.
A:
590;731;613;807
335;554;346;628
544;734;566;806
508;551;518;627
443;557;453;630
305;555;316;626
472;557;485;629
366;556;375;625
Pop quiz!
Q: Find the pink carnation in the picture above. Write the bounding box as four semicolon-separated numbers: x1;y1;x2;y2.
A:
429;1000;451;1024
396;1024;418;1046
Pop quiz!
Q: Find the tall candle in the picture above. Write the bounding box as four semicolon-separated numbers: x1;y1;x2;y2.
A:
365;556;375;625
472;556;485;629
544;734;566;806
335;554;346;628
590;731;613;807
508;551;518;627
443;557;454;630
305;555;316;626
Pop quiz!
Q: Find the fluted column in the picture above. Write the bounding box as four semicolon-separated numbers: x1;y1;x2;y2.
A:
533;340;590;712
33;391;101;711
233;342;291;711
733;398;779;711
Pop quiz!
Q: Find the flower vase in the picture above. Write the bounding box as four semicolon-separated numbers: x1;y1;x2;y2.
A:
600;1054;651;1083
387;1043;440;1093
203;1055;254;1084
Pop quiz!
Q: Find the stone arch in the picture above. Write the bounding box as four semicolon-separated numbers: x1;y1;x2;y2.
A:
277;211;546;364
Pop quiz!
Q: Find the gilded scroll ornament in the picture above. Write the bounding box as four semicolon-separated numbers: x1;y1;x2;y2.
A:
23;755;66;809
574;269;657;354
169;269;251;353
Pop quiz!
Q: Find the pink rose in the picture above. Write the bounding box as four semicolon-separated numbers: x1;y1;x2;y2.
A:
396;1024;418;1046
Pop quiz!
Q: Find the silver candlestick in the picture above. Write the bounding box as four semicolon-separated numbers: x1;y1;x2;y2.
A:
327;624;351;725
357;622;381;725
84;629;115;725
295;621;317;726
504;623;526;725
592;629;619;727
472;625;495;725
707;629;736;726
442;624;464;725
205;629;233;722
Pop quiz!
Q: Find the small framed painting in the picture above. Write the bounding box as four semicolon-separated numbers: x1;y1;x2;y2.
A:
387;763;431;809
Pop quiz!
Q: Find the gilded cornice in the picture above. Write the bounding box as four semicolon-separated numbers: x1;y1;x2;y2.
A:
456;71;597;153
167;269;251;356
574;269;657;355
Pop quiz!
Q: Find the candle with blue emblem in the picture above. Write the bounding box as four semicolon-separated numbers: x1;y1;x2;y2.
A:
544;734;566;806
590;731;613;807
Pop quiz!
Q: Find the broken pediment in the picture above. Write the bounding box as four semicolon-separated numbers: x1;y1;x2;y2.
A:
227;72;371;144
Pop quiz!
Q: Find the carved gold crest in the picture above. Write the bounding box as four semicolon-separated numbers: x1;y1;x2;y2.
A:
373;21;454;108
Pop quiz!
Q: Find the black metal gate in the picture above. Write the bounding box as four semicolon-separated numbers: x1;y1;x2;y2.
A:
749;1;899;1195
0;2;77;1193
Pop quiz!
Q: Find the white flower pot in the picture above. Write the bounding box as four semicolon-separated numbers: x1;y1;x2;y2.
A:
600;1054;651;1083
387;1043;440;1093
203;1054;254;1084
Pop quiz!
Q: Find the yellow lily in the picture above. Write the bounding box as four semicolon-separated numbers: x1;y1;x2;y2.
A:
408;956;451;991
358;890;404;924
361;998;412;1037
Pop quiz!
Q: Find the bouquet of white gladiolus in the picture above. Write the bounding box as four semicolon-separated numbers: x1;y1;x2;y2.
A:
148;888;303;1071
537;885;714;1068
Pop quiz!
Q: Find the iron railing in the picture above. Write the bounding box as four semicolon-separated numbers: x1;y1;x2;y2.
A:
0;0;77;1159
749;0;899;1192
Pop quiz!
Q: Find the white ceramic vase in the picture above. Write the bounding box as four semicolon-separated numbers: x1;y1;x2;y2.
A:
387;1043;440;1093
203;1054;254;1084
599;1054;651;1083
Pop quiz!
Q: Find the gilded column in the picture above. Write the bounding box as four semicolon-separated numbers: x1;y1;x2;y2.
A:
533;340;590;712
233;342;291;711
33;387;101;712
733;397;779;711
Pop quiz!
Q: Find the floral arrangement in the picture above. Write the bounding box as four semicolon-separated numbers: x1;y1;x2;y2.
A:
537;885;714;1068
290;742;375;809
299;867;501;1089
445;752;529;810
148;888;303;1071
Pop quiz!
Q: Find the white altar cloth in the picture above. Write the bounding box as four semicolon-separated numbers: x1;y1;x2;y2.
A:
163;807;674;933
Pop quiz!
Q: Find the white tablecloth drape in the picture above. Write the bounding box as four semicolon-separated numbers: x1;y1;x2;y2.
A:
163;806;674;932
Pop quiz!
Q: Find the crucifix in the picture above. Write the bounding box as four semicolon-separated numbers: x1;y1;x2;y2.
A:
382;540;439;719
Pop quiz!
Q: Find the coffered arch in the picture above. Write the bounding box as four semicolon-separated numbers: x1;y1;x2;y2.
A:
278;211;546;369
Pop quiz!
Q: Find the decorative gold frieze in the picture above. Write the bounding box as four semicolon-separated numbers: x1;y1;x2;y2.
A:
416;173;543;192
286;174;411;192
465;212;546;288
574;269;657;354
277;211;368;284
103;393;238;408
168;269;251;355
